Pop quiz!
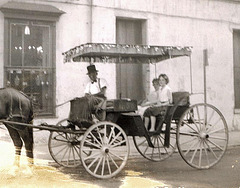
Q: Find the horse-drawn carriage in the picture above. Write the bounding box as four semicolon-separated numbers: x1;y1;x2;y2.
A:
0;43;228;179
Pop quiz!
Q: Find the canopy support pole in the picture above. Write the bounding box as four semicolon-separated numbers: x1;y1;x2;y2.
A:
203;49;208;104
154;63;157;78
189;55;193;94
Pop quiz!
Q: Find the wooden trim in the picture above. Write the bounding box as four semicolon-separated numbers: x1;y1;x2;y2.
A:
0;2;64;22
1;10;62;22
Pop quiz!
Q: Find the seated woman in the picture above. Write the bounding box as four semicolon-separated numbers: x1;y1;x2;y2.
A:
137;78;160;118
143;74;173;132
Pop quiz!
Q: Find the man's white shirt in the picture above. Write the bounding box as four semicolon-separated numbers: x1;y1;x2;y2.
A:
84;78;108;95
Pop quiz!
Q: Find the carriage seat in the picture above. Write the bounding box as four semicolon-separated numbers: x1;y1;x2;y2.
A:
156;91;190;122
172;91;190;106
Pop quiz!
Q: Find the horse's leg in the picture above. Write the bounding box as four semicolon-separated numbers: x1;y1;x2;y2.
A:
19;127;34;166
5;125;23;167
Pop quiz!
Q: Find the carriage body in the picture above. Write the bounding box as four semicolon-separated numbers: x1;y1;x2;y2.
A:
1;43;228;179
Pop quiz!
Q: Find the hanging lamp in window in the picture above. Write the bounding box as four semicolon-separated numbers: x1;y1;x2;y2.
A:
24;25;30;35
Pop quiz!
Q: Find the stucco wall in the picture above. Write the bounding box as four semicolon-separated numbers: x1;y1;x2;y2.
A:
0;0;240;142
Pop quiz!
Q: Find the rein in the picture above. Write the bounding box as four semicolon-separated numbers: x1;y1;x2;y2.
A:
56;100;72;108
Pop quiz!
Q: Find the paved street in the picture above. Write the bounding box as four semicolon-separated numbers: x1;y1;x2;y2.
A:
0;131;240;188
54;145;240;188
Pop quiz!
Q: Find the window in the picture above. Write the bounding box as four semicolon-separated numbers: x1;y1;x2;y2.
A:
1;2;64;116
5;20;54;115
233;30;240;110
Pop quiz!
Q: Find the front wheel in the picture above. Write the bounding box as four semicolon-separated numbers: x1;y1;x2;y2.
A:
80;121;129;179
177;103;228;169
48;119;82;168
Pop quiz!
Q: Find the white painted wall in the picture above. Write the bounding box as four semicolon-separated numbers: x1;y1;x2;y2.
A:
0;0;240;143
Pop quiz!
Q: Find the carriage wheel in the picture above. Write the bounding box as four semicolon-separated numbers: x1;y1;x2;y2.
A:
48;118;83;168
133;121;177;162
177;103;228;169
80;121;129;179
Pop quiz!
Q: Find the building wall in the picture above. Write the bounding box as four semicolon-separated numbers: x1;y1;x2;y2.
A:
0;0;240;142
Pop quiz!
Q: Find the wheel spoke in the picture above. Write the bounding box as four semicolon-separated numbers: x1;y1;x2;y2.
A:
56;132;68;140
206;139;224;151
51;143;67;148
184;138;199;156
198;141;203;167
179;136;198;146
179;131;199;137
158;136;167;153
203;140;218;160
61;146;69;163
84;139;101;149
94;156;103;174
182;120;199;134
101;156;106;176
206;118;222;133
156;137;162;159
107;127;115;144
110;140;126;148
108;151;124;161
207;109;215;125
109;132;122;145
137;139;147;146
190;141;201;163
150;137;156;159
54;145;68;157
72;145;81;158
53;138;69;143
104;124;107;144
108;153;119;169
90;132;103;146
106;155;112;175
207;127;225;135
72;147;76;165
96;126;104;144
209;135;227;141
203;140;210;166
88;156;100;169
84;152;100;161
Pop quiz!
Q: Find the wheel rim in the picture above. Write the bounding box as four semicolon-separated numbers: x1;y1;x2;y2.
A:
133;121;177;162
80;121;129;179
48;119;82;167
177;103;229;169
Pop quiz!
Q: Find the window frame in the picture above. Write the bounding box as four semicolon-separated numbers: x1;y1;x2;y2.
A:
0;2;62;118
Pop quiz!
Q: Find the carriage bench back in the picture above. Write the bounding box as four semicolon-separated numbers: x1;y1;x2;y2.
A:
170;91;190;120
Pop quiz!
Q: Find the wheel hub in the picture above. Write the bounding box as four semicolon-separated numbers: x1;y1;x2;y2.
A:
68;137;79;146
199;131;209;139
101;146;110;154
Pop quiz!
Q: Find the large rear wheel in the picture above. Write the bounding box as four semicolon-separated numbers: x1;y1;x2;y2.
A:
177;103;228;169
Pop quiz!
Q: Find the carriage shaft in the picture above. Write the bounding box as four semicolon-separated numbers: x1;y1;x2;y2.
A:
0;120;83;134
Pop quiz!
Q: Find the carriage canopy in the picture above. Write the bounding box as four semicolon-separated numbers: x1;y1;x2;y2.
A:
62;43;192;63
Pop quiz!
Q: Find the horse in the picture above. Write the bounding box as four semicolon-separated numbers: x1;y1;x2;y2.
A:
0;88;34;167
